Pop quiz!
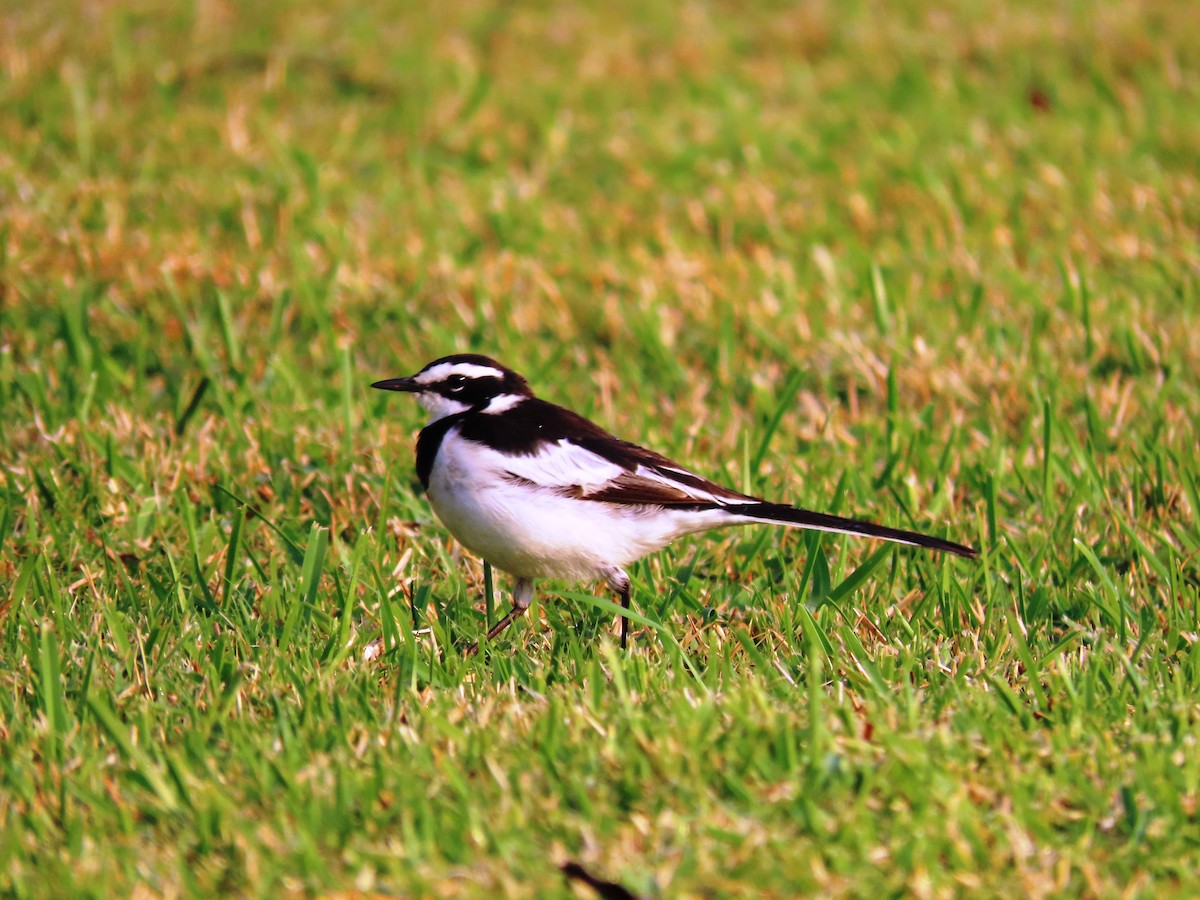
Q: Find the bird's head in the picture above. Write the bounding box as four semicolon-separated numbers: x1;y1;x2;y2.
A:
372;354;534;422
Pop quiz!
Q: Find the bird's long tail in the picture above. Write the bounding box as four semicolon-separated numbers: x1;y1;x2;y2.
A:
728;502;977;558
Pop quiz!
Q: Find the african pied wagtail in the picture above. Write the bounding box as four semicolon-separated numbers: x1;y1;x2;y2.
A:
373;354;976;652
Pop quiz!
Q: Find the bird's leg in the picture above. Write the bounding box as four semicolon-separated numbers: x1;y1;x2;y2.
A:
464;578;534;656
604;568;632;650
486;577;534;641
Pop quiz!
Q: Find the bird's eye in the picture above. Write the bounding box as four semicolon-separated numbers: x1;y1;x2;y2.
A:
447;374;467;392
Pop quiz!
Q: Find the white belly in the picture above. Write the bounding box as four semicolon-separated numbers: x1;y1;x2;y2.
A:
425;432;705;582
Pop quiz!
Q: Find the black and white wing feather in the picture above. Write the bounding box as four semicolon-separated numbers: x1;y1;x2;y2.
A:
457;399;977;558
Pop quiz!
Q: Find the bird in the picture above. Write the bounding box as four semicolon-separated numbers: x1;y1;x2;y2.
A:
372;353;976;653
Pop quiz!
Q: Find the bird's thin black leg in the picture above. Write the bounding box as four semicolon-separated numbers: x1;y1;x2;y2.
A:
605;568;632;650
465;578;534;656
619;581;631;650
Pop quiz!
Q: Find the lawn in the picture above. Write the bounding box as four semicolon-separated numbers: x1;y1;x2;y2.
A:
2;0;1199;895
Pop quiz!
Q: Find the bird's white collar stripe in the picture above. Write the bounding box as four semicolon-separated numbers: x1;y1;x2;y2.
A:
481;394;526;414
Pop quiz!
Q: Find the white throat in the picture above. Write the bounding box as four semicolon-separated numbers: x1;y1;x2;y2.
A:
418;391;527;424
419;392;472;424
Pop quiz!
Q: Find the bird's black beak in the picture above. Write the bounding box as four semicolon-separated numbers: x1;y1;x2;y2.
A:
371;376;421;392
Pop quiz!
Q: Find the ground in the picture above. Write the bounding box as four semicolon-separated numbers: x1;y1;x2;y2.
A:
1;0;1199;895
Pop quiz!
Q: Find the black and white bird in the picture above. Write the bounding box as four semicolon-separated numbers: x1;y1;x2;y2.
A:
373;354;976;652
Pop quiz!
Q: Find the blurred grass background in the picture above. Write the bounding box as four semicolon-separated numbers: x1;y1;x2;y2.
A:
1;0;1198;895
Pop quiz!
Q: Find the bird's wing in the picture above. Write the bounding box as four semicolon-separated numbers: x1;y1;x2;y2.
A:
497;438;626;495
499;438;753;508
582;459;754;507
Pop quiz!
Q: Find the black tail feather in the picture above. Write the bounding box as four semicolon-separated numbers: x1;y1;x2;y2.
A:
732;502;977;559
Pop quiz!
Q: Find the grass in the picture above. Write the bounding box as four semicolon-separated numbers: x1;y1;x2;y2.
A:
1;0;1199;895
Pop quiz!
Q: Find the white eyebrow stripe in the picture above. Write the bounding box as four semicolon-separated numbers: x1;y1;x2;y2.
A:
415;362;505;384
